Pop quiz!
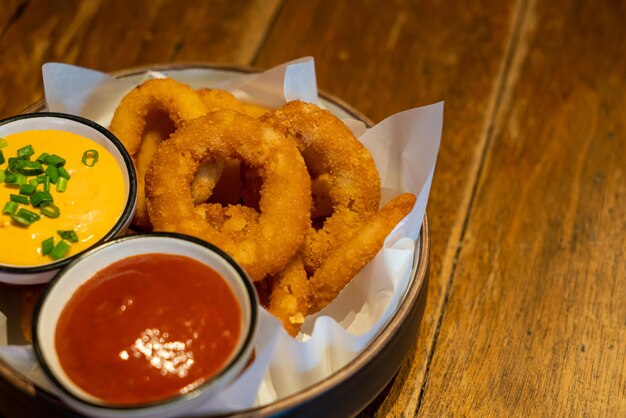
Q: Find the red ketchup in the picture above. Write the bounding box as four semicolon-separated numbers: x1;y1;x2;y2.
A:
55;253;241;405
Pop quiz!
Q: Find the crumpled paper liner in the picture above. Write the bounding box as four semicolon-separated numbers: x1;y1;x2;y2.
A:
0;57;442;416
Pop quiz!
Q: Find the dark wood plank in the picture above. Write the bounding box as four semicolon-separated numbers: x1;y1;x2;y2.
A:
0;0;282;118
254;0;522;415
0;0;25;31
418;0;626;415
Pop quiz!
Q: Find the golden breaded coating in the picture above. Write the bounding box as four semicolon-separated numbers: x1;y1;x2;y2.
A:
109;78;208;230
145;110;311;281
262;101;381;274
309;193;416;314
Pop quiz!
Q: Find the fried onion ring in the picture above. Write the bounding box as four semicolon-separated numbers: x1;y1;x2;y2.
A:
110;78;208;230
262;101;381;273
190;157;225;205
308;193;416;314
145;110;311;280
266;256;310;336
197;88;270;118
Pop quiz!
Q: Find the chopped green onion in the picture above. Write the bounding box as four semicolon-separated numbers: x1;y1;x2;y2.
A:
45;165;59;184
0;171;4;183
2;201;17;215
56;176;67;192
41;237;55;255
81;149;99;167
30;191;53;207
4;172;15;184
49;240;71;260
43;154;66;167
7;158;20;173
5;172;27;186
58;166;70;179
17;145;34;160
40;202;60;218
36;152;49;163
14;173;27;186
10;194;29;204
36;174;46;183
17;160;43;176
57;230;78;243
0;137;6;148
10;213;30;226
11;208;40;226
43;175;50;192
19;183;36;196
0;150;4;165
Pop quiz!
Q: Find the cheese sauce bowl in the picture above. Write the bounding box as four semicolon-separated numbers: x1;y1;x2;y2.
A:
32;233;258;418
0;112;137;285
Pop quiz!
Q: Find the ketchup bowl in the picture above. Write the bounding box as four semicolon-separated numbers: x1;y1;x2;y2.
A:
0;112;137;285
32;233;258;418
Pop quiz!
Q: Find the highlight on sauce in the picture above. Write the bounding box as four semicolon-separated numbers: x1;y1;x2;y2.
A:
55;253;242;405
0;129;126;266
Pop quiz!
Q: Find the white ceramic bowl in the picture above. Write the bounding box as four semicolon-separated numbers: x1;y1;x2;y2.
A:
32;233;258;418
0;112;137;285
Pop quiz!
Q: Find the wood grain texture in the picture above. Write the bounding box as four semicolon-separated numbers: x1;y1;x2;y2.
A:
0;0;282;118
0;0;26;31
418;0;626;415
255;1;521;415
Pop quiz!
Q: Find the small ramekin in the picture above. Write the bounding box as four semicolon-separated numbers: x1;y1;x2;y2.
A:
32;233;258;418
0;112;137;285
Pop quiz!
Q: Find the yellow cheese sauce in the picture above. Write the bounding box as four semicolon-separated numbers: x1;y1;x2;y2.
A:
0;129;126;266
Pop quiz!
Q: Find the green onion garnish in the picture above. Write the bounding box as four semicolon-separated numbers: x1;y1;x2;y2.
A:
0;137;7;148
19;183;36;196
57;230;78;243
16;173;27;186
43;175;50;192
41;237;54;255
10;194;29;204
56;176;67;192
11;208;40;226
45;165;59;184
0;171;5;183
0;150;4;165
81;149;99;167
36;152;49;163
30;191;53;207
40;202;60;218
29;178;38;187
17;160;43;176
58;166;70;179
49;240;71;260
5;172;25;186
17;145;34;160
7;158;20;173
2;201;18;215
43;154;65;167
4;172;15;184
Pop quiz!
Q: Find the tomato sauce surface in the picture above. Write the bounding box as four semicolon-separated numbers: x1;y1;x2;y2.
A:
55;253;242;405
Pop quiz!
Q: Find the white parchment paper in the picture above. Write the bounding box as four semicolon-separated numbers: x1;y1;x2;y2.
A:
0;57;442;416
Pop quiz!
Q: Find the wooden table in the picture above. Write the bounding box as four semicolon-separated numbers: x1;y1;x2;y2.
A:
1;0;625;416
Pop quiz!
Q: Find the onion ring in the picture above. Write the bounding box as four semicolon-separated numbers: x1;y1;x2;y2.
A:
197;88;270;118
190;157;225;205
262;100;381;273
308;193;416;314
109;78;208;230
266;257;310;336
145;110;311;281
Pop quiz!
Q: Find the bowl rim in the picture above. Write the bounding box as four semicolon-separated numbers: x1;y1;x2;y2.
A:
31;232;259;412
0;111;138;274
